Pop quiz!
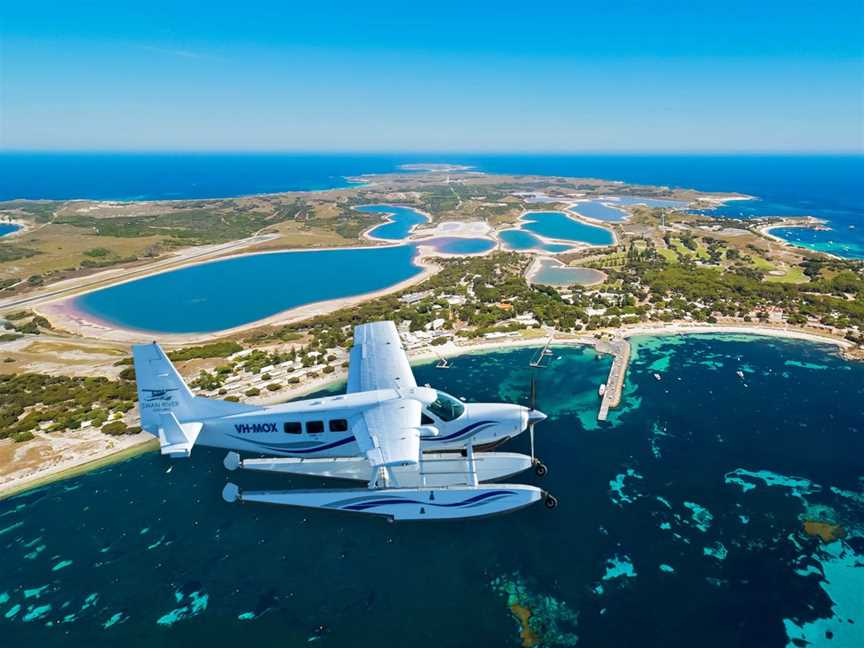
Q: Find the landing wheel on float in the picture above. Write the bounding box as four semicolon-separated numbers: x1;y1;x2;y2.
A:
534;462;548;477
544;494;558;509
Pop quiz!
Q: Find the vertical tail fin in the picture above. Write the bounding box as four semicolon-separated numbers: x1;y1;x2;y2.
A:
132;342;262;457
132;342;197;432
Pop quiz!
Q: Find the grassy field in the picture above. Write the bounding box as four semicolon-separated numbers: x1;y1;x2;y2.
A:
0;224;167;280
765;266;809;284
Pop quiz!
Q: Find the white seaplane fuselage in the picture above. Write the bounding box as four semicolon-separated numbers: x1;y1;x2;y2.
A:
195;389;530;458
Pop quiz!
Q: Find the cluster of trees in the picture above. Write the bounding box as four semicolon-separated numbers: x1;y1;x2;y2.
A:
3;311;53;335
0;372;137;442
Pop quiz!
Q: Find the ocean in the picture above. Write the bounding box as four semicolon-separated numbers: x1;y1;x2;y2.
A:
1;335;862;647
0;153;861;257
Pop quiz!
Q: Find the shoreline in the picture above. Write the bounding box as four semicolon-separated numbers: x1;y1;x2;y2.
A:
37;249;442;344
356;203;433;243
0;321;855;500
756;218;844;261
518;208;619;248
525;255;608;286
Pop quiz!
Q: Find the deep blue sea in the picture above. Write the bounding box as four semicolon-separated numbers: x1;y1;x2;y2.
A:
1;153;860;257
1;336;862;647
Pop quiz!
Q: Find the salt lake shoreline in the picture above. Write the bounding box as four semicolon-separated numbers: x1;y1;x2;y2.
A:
0;322;855;501
34;246;442;344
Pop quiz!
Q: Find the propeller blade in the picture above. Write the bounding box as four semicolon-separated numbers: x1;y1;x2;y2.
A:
530;373;537;412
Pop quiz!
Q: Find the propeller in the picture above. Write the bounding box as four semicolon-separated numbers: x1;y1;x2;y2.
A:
526;372;548;476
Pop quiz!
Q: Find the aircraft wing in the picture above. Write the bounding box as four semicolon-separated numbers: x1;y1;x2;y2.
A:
347;321;417;393
354;398;422;468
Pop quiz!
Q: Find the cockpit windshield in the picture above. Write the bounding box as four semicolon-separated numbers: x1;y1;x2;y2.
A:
426;390;465;422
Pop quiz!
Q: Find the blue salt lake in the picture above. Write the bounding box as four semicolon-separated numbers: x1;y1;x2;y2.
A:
72;245;422;334
355;205;428;241
570;197;689;223
499;229;572;253
520;211;614;246
530;258;605;286
612;196;689;209
0;223;22;237
569;201;629;222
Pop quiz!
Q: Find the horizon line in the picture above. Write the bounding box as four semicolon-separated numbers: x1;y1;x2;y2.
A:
1;149;862;157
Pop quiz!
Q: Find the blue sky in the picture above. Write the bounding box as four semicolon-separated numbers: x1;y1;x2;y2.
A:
2;1;862;152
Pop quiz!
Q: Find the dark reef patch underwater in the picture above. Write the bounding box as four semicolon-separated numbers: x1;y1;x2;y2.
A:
1;335;862;647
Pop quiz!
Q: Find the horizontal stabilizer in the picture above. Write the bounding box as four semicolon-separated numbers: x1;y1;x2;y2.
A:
157;412;202;458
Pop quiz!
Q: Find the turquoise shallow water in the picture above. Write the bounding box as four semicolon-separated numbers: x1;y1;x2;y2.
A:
0;223;21;237
1;335;861;647
73;245;421;333
520;212;614;245
769;226;864;260
355;205;428;241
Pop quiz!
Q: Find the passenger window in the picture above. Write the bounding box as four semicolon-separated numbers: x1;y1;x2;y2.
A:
284;422;301;434
421;413;435;425
306;420;324;434
329;419;348;432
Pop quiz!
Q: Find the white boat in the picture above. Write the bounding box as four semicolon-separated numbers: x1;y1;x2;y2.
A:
736;370;744;379
653;373;662;381
598;384;606;397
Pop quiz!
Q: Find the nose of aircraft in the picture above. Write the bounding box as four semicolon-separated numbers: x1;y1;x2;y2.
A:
527;409;547;424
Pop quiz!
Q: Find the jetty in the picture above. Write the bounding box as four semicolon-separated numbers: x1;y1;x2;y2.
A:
596;337;631;421
529;333;555;368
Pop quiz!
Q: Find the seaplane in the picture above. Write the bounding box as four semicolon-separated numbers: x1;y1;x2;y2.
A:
132;321;555;521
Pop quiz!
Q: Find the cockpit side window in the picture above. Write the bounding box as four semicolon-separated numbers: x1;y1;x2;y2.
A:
426;391;465;422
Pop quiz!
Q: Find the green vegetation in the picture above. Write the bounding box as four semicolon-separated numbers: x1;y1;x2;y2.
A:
3;314;53;336
0;244;39;263
168;341;243;361
0;201;58;222
101;421;142;436
0;373;136;442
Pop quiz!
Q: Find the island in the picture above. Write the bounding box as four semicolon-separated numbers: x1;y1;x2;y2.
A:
0;166;861;496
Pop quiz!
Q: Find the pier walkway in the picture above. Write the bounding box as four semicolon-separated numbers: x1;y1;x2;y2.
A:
597;337;631;421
